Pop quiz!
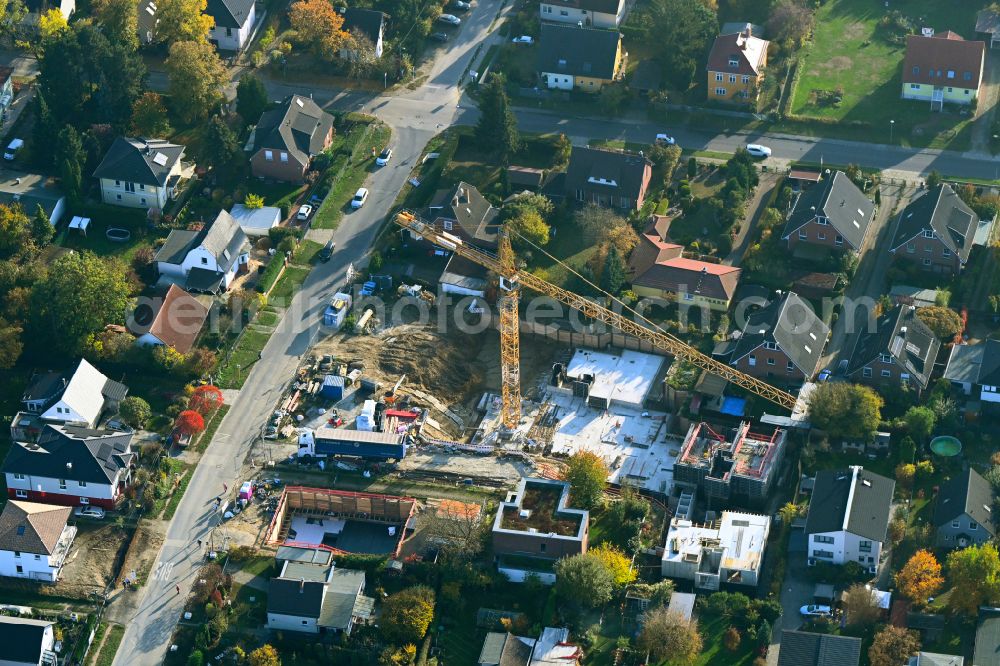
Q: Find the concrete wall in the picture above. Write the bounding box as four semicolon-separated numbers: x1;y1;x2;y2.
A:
540;3;621;28
707;71;761;104
632;284;731;311
251;149;309;182
498;567;557;585
6;475;121;509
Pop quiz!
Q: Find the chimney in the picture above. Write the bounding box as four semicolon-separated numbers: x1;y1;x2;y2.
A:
299;578;305;592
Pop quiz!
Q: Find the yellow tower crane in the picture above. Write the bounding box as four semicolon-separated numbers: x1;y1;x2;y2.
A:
394;211;797;429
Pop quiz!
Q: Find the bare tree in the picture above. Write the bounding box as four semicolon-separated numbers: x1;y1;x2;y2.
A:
638;608;703;665
419;499;488;561
344;28;379;79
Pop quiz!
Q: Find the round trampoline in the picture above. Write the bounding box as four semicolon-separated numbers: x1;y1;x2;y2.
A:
929;436;962;457
106;227;131;242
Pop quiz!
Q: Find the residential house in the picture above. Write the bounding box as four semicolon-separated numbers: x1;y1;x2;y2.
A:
977;8;1000;48
154;209;251;293
845;304;941;392
565;146;652;211
932;467;996;548
206;0;256;51
478;627;580;666
804;466;895;572
537;23;623;92
247;95;334;182
889;184;978;275
9;358;129;442
721;291;830;383
706;24;769;104
492;478;588;584
137;0;157;45
228;203;281;237
781;170;877;252
340;8;385;59
5;424;135;509
976;608;1000;666
902;31;985;108
660;511;769;590
539;0;626;29
909;653;964;666
93;137;191;210
128;284;210;355
944;339;1000;404
631;257;741;311
0;501;76;582
673;422;786;505
21;0;75;31
778;630;862;666
266;561;375;635
0;171;66;225
0;616;56;666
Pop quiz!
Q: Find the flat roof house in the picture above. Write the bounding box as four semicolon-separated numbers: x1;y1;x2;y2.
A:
0;171;66;226
0;501;76;583
782;170;876;253
933;467;996;549
154;210;251;294
538;23;623;93
706;24;768;105
93;137;192;211
247;95;334;183
0;616;56;666
902;31;985;109
492;478;588;584
943;338;1000;405
889;184;978;276
661;511;770;591
805;466;894;573
721;291;829;383
845;304;941;392
565;146;652;211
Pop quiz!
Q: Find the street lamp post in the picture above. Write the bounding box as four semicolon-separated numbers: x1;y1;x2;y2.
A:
384;71;387;89
890;119;895;145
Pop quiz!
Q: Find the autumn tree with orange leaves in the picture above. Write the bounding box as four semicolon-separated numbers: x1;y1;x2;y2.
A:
895;549;943;607
176;409;205;436
289;0;348;60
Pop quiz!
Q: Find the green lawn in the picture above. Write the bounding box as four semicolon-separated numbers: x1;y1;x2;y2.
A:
312;122;392;230
216;329;272;389
269;265;310;303
256;307;281;327
193;404;230;454
92;624;125;666
247;181;306;210
294;239;324;265
790;0;977;149
59;215;158;263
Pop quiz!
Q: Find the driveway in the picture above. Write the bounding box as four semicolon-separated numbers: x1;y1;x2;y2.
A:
724;171;782;266
767;527;813;665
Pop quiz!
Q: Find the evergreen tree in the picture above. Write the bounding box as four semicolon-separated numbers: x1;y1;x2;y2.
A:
31;95;60;170
31;205;53;248
474;73;520;163
236;73;268;125
55;126;85;203
203;115;240;166
601;246;626;295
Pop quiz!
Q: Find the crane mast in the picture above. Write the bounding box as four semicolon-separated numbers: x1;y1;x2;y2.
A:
394;211;797;422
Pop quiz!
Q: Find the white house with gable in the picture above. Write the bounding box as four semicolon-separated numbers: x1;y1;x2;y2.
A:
154;210;251;293
805;466;895;573
0;501;76;582
93;137;193;210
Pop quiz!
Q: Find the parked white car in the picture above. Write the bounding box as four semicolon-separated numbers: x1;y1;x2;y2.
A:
746;143;772;158
296;204;313;221
512;36;534;44
74;506;106;520
376;148;392;166
437;13;461;25
4;138;23;161
799;604;832;618
351;188;369;209
655;133;676;145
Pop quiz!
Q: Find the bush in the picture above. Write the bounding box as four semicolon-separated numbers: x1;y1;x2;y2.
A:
268;226;301;246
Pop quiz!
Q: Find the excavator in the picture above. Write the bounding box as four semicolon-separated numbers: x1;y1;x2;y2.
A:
393;211;797;430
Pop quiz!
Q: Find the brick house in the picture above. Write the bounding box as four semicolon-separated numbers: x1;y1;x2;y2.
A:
782;170;876;253
248;95;334;182
721;291;829;383
845;304;941;392
889;184;978;275
565;146;653;211
706;24;768;105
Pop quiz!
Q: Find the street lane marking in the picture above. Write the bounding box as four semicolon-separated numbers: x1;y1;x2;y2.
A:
152;561;175;581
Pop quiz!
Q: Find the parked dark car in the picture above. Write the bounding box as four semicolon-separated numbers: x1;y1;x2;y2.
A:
318;240;336;262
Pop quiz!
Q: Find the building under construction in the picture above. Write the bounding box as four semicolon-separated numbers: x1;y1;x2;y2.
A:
673;421;786;507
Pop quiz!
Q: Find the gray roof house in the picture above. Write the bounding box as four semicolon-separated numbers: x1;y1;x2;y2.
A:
781;170;876;252
943;339;1000;404
93;137;191;210
805;466;894;570
889;184;979;274
0;616;56;666
565;146;653;211
477;632;535;666
0;171;66;226
206;0;256;51
845;304;941;392
154;210;251;293
341;8;385;58
723;291;830;382
909;653;964;666
933;467;996;549
976;608;1000;666
778;630;861;666
248;95;334;182
537;23;622;91
266;561;374;635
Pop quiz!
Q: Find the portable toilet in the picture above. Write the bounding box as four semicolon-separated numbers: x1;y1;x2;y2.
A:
323;292;353;329
238;481;255;502
356;399;377;431
320;375;345;401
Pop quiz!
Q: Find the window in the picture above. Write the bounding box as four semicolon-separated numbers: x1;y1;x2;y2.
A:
863;367;873;378
749;355;756;367
715;87;727;96
729;74;737;83
201;257;208;265
971;522;979;531
814;535;834;544
964;71;973;81
923;258;932;266
15;565;22;574
767;358;775;366
812;549;834;559
764;341;777;351
125;182;135;192
922;229;934;238
816;216;828;225
716;73;723;82
948;87;953;93
13;473;24;480
114;180;121;187
787;361;795;372
859;540;872;552
943;248;951;258
34;555;40;560
15;490;26;498
226;27;232;36
952;520;961;528
965;90;970;95
78;481;86;487
540;543;547;552
302;620;308;625
742;75;750;84
881;369;891;377
80;497;89;504
116;194;122;201
59;479;66;490
912;66;919;75
140;198;146;205
14;551;20;558
264;150;273;161
683;293;694;301
280;152;289;163
799;231;808;240
817;232;826;240
835;235;844;245
910;84;920;90
906;243;915;253
559;9;567;15
880;353;893;364
139;184;145;190
443;220;453;231
728;58;738;67
947;70;955;79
